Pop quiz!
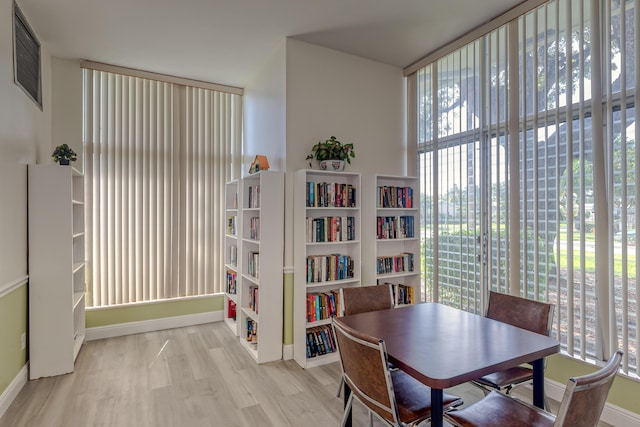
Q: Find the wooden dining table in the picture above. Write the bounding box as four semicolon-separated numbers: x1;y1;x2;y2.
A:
338;302;560;427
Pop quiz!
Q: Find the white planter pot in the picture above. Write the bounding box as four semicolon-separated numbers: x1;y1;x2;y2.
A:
319;160;345;171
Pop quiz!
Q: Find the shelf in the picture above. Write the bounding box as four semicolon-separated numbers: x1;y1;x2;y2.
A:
362;174;421;306
73;292;85;309
29;164;86;379
294;169;361;369
304;352;339;368
225;172;283;363
241;306;259;321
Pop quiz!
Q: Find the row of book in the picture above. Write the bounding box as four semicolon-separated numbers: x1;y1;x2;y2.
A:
248;251;259;279
381;281;415;305
306;325;337;358
306;290;341;322
306;254;355;283
228;244;237;266
377;185;414;208
247;185;260;208
376;253;414;275
306;181;357;208
227;299;237;320
226;270;237;294
246;318;258;344
376;215;415;239
230;191;238;209
227;216;236;235
305;216;356;243
248;285;259;314
249;217;260;240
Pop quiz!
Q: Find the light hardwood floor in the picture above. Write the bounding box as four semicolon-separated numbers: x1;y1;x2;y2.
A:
0;322;610;427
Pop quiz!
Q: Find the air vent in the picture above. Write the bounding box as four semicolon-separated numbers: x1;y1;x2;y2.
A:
13;1;42;108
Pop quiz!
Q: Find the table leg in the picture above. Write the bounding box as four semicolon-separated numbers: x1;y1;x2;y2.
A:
431;388;443;427
344;382;352;427
532;358;545;409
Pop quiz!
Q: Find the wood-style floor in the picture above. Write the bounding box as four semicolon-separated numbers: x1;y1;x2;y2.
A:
0;322;610;427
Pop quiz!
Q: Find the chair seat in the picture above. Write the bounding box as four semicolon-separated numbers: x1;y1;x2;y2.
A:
474;366;533;390
392;369;463;424
444;391;555;427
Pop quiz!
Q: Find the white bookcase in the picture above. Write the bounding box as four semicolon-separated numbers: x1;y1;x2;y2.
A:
28;164;86;379
235;171;284;363
362;174;421;306
293;169;361;368
223;179;241;335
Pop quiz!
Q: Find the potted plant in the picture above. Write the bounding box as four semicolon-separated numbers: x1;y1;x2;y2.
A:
52;144;77;165
305;136;355;171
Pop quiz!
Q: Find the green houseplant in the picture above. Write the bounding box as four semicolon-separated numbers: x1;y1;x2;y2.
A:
52;144;77;165
306;136;355;171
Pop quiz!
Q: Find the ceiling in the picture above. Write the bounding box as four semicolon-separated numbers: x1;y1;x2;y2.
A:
19;0;523;88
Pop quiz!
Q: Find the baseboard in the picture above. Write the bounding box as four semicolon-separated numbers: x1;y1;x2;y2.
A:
0;363;28;420
86;311;224;341
282;344;294;360
543;378;640;427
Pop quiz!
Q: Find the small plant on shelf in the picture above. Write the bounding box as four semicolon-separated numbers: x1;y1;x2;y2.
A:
52;144;77;165
306;136;355;171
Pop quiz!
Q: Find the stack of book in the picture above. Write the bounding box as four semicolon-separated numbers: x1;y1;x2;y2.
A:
226;270;237;294
376;185;413;208
376;253;414;275
306;254;354;283
306;325;336;358
306;290;341;322
376;216;414;239
306;181;357;208
305;216;355;242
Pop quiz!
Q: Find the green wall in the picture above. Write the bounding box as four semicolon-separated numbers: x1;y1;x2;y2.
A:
0;284;28;395
546;353;640;415
86;295;223;327
283;273;294;345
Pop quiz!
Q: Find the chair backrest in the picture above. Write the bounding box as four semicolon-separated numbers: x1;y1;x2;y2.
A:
340;284;394;316
486;290;554;336
554;350;623;427
332;317;399;425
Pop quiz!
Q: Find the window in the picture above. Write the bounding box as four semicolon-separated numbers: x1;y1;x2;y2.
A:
413;0;638;377
83;67;243;307
13;1;42;108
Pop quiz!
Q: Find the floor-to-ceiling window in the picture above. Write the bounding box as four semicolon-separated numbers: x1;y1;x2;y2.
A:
413;0;638;377
82;64;243;307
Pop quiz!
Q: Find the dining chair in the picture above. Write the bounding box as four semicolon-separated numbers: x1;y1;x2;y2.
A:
336;284;396;398
332;316;463;427
472;291;554;406
341;283;395;315
444;350;623;427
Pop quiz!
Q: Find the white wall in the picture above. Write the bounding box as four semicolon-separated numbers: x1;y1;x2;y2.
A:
243;41;287;175
51;58;83;172
283;38;406;266
0;0;52;290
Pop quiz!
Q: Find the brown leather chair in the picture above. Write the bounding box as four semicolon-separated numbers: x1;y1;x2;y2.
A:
444;350;623;427
336;284;395;398
332;316;463;427
341;283;395;315
472;291;554;406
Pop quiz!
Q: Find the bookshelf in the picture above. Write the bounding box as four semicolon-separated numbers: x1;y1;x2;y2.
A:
362;174;421;306
223;179;240;336
293;169;361;368
28;164;86;379
237;171;284;363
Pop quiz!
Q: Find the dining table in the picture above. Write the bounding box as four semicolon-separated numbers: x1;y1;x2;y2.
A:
337;302;560;427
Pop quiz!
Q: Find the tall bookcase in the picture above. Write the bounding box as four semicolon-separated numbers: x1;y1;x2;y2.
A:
223;179;241;335
227;171;284;363
362;174;421;306
293;169;361;368
28;164;86;379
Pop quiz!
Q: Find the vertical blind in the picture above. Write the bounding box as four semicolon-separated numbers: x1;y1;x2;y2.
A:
414;0;638;377
83;69;242;307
